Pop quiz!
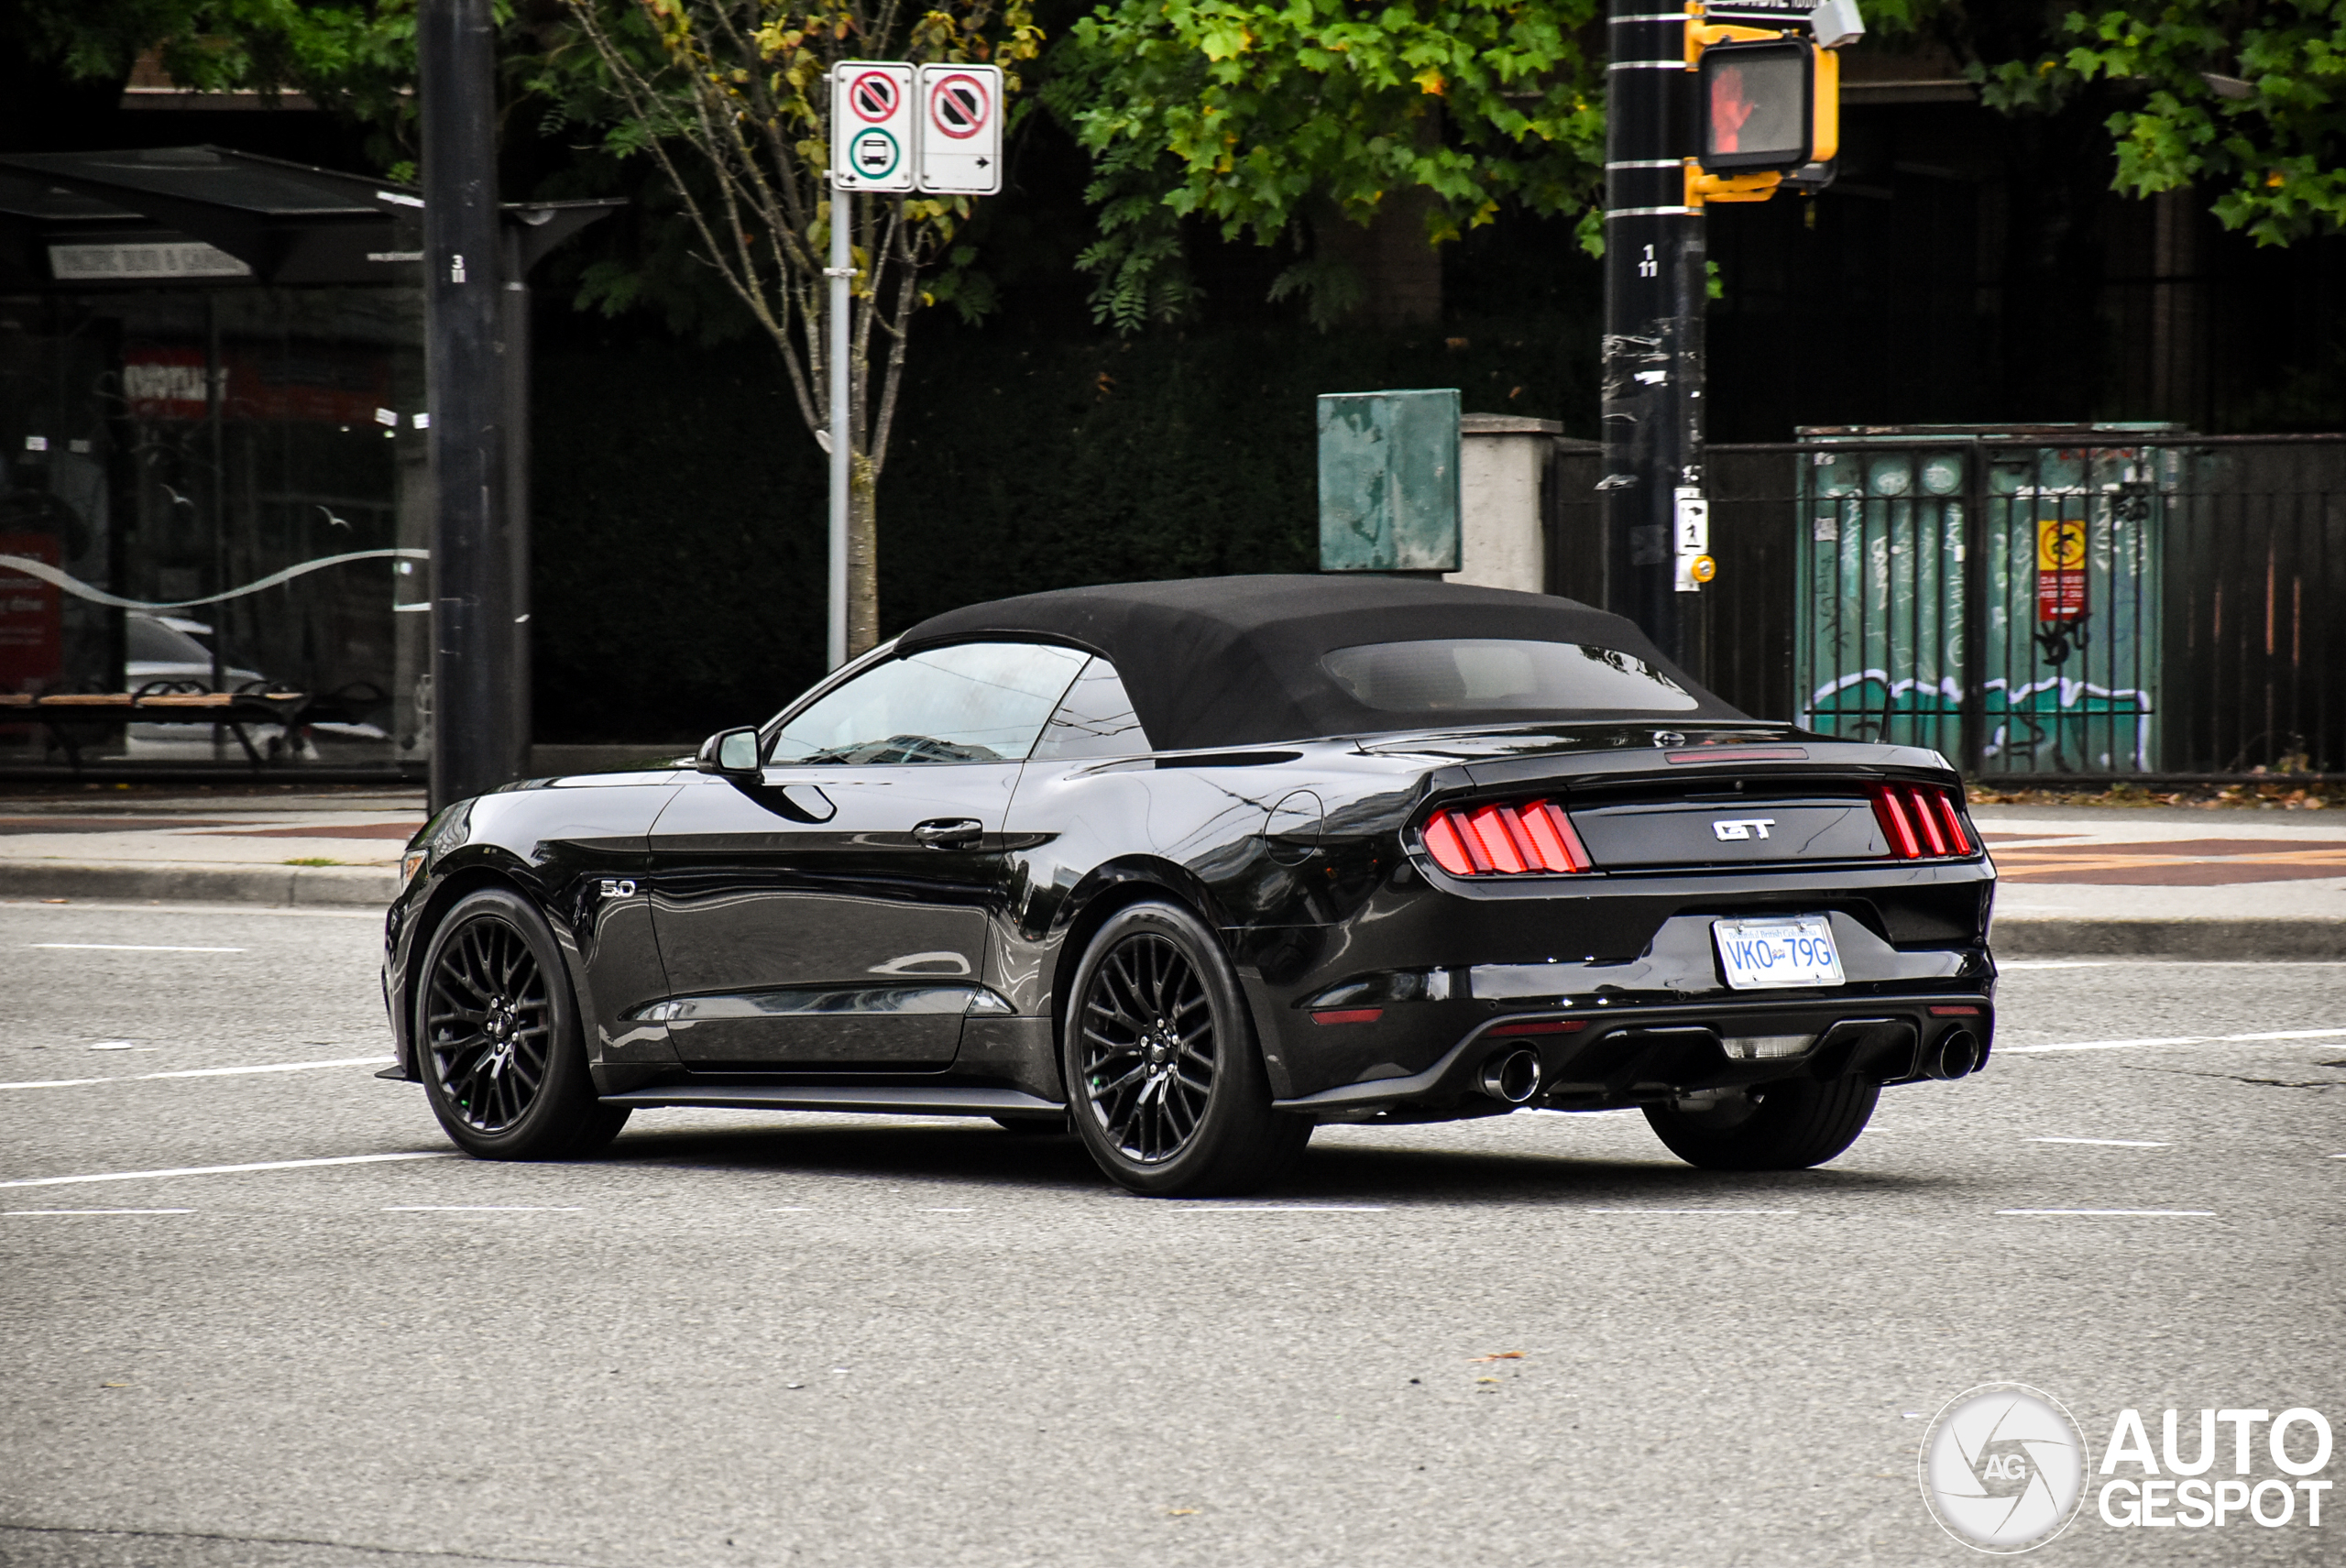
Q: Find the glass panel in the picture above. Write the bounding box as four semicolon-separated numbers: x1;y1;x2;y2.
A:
771;641;1090;764
1321;640;1700;715
0;284;425;772
1031;657;1152;760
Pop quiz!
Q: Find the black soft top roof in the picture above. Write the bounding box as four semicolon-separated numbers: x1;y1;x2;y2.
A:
895;575;1741;751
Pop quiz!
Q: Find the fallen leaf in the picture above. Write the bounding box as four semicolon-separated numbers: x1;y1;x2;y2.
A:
100;1382;128;1388
1470;1352;1524;1363
1167;1508;1199;1517
1475;1377;1500;1385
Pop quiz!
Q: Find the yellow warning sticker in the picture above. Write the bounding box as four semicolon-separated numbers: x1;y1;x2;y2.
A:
2036;517;2088;572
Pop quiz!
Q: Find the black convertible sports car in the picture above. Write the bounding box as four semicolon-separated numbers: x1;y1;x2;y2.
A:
382;576;1995;1195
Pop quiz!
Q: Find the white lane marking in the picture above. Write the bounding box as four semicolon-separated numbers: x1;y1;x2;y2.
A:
140;1057;388;1080
2027;1136;2172;1147
89;1041;137;1050
5;1208;194;1216
0;1056;389;1091
4;899;378;921
2001;1027;2346;1054
383;1205;580;1213
29;942;247;953
1163;1211;1379;1220
1583;1208;1800;1215
1996;1208;2215;1217
0;1151;455;1189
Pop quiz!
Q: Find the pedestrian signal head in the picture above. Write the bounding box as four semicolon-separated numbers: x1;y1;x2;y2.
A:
1699;40;1815;173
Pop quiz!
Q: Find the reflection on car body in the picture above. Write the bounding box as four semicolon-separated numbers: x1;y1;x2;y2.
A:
381;576;1996;1196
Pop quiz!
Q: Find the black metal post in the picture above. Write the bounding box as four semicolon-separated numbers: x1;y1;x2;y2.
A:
421;0;519;809
1601;0;1705;667
500;222;532;773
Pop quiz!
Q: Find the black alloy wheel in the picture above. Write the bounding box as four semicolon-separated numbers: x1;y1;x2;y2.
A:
1062;901;1310;1196
415;887;630;1160
1080;930;1215;1162
1641;1074;1879;1170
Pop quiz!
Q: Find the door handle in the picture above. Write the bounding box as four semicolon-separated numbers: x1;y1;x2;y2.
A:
912;817;983;850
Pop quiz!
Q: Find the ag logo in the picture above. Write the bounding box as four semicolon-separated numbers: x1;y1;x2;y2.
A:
1920;1383;2088;1552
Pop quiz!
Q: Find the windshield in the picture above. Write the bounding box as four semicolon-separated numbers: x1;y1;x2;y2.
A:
1321;639;1699;715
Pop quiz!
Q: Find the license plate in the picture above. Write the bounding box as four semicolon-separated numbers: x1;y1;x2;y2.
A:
1713;916;1844;991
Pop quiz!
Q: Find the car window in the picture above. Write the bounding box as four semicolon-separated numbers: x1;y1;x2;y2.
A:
1030;658;1153;760
770;641;1091;764
1321;639;1700;714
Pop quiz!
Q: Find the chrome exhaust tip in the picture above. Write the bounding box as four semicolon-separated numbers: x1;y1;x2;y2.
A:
1924;1027;1981;1081
1479;1047;1543;1104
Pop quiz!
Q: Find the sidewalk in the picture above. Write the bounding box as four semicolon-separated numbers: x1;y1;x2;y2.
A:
1;787;2341;957
0;785;423;906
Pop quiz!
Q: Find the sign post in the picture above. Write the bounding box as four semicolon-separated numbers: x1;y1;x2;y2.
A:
824;59;1004;669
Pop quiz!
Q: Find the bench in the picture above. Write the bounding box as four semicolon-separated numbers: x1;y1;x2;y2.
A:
0;682;386;773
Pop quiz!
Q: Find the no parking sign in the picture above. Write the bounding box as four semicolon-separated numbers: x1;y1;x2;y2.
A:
830;61;915;192
829;60;1003;196
915;63;1003;195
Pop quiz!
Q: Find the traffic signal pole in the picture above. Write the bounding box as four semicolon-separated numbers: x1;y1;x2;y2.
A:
420;0;521;810
1600;0;1707;668
1601;0;1858;671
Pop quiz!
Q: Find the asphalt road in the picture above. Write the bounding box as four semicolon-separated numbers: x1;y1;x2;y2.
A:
2;898;2341;1568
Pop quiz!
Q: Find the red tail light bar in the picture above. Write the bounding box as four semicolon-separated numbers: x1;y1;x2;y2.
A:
1421;798;1592;877
1871;782;1974;860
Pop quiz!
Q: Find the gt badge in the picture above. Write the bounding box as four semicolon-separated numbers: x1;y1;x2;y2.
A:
1712;817;1775;841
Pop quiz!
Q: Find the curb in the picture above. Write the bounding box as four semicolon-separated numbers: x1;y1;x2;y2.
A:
1991;916;2346;960
0;861;396;908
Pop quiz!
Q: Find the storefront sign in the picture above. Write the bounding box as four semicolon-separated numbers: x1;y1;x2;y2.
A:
49;240;252;281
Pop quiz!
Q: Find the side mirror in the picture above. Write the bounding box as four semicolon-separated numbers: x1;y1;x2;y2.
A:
696;726;762;778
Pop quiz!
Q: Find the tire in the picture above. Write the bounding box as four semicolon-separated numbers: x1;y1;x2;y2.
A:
1642;1075;1878;1171
1060;900;1311;1197
414;886;630;1160
992;1113;1070;1136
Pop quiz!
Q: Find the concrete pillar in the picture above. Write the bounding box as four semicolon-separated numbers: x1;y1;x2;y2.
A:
1447;414;1567;595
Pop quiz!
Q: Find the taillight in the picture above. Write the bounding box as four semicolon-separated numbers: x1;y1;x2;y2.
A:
1420;798;1592;877
1871;783;1973;860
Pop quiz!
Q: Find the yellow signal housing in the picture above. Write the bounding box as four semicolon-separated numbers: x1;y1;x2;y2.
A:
1681;1;1838;207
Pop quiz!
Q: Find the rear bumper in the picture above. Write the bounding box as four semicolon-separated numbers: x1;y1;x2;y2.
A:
1271;992;1992;1118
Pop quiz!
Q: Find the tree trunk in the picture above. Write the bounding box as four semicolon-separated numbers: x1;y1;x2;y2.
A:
848;449;879;655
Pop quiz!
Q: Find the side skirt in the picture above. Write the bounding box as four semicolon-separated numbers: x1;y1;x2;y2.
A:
599;1082;1066;1117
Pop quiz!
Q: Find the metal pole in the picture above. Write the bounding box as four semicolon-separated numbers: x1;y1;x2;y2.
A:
501;222;532;776
1600;0;1704;665
827;191;850;672
419;0;516;809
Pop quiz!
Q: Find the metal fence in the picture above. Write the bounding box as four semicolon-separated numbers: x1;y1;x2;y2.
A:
1550;430;2346;781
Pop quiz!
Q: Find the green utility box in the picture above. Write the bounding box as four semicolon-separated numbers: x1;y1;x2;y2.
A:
1317;389;1461;572
1792;425;2176;776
